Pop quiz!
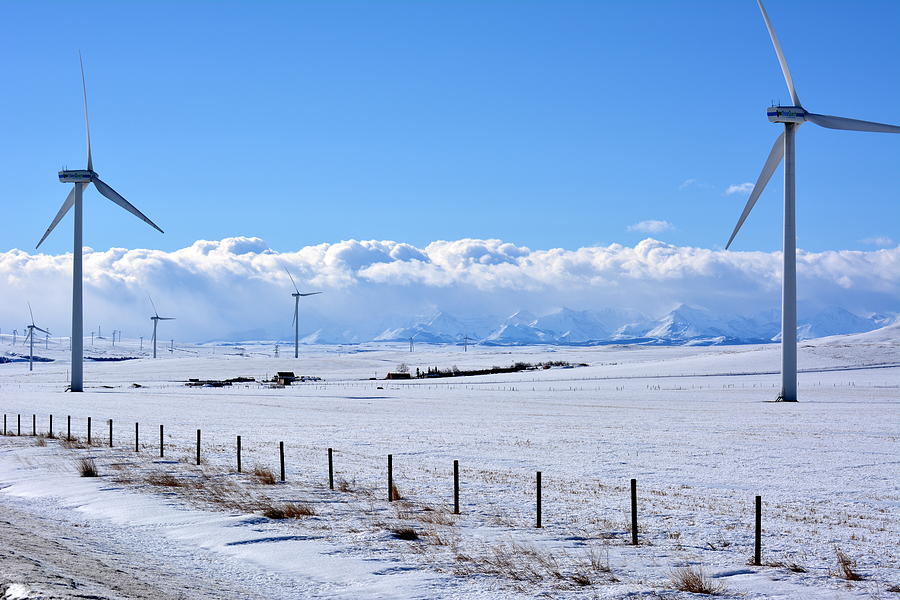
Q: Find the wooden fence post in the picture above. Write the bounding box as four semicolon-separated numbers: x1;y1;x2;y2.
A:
536;471;542;528
87;417;91;444
108;419;113;447
49;414;54;438
279;441;285;482
236;436;242;473
388;454;394;502
630;478;638;545
453;460;460;515
67;415;71;441
159;424;164;457
196;429;201;465
135;422;139;452
754;495;762;566
2;414;6;436
328;447;334;490
32;414;36;436
17;414;21;436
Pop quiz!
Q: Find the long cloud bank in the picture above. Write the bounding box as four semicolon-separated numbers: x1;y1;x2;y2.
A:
1;237;898;342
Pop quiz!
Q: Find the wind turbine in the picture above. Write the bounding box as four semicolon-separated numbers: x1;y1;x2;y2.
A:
23;304;50;372
149;297;175;359
282;266;322;359
726;1;900;402
35;55;163;392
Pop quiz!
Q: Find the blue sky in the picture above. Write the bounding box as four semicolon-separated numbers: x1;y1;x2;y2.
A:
3;0;899;255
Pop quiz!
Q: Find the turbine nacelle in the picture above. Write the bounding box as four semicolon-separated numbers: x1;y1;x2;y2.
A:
767;106;806;124
58;169;95;183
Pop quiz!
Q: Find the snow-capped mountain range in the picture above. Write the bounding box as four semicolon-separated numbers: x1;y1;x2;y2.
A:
291;304;897;347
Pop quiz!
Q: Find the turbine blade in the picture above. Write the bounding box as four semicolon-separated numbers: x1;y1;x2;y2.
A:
757;0;800;106
92;177;164;233
726;131;785;249
299;292;322;297
282;264;300;294
27;302;34;326
806;112;900;134
149;296;159;318
34;326;50;335
36;187;76;248
80;52;93;171
159;317;175;320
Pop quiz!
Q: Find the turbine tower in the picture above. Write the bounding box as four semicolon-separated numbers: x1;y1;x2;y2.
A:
149;297;175;359
282;266;321;359
727;1;900;402
35;55;163;391
23;304;50;372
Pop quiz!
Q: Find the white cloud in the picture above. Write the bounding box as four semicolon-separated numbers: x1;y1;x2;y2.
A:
726;182;754;195
679;179;698;190
1;237;898;341
860;236;895;248
627;220;674;234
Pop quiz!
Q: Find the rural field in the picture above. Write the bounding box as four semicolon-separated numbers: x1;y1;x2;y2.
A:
0;326;897;599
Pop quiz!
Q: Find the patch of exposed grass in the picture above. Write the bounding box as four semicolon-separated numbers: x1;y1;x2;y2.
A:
390;482;402;501
391;527;419;540
670;566;725;595
263;502;316;520
77;458;98;477
252;466;276;485
832;547;863;581
146;472;184;487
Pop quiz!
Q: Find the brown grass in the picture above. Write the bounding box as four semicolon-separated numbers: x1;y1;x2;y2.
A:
670;566;725;595
252;466;276;485
77;458;99;477
263;503;316;519
34;437;47;447
765;560;807;573
146;472;184;487
390;482;402;501
832;547;863;581
391;527;419;540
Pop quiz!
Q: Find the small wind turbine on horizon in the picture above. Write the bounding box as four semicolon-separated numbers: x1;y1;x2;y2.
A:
36;54;163;391
726;1;900;402
149;297;175;359
23;304;50;372
282;265;322;359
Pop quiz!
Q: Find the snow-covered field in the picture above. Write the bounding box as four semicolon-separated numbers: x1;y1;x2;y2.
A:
0;327;898;599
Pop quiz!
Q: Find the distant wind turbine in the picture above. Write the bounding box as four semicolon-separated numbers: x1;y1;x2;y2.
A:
23;304;50;372
149;297;175;359
282;266;322;359
35;54;163;391
725;0;900;402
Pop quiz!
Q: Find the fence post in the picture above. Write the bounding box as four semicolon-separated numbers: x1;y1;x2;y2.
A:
754;495;762;566
279;441;285;482
159;424;164;457
17;414;21;436
87;417;91;444
388;454;394;502
135;422;139;452
49;414;54;438
630;478;638;545
196;429;201;465
32;414;36;436
536;471;542;528
67;415;71;441
328;447;334;490
236;436;242;473
108;419;113;447
3;414;6;435
453;460;460;515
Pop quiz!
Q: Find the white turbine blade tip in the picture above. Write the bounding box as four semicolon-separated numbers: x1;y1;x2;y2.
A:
806;112;900;134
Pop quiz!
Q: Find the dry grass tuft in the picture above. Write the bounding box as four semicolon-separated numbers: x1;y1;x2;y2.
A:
146;472;184;487
670;566;725;595
391;527;419;540
77;458;99;477
34;437;47;447
832;547;863;581
765;560;807;573
252;466;277;485
336;478;353;492
886;584;900;593
390;482;402;501
263;503;316;519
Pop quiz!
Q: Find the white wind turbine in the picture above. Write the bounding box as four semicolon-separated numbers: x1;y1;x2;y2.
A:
726;0;900;402
35;55;163;391
23;304;50;372
149;297;175;359
282;266;322;359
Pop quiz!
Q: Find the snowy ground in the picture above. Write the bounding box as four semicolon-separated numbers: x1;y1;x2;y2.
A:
0;328;898;599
